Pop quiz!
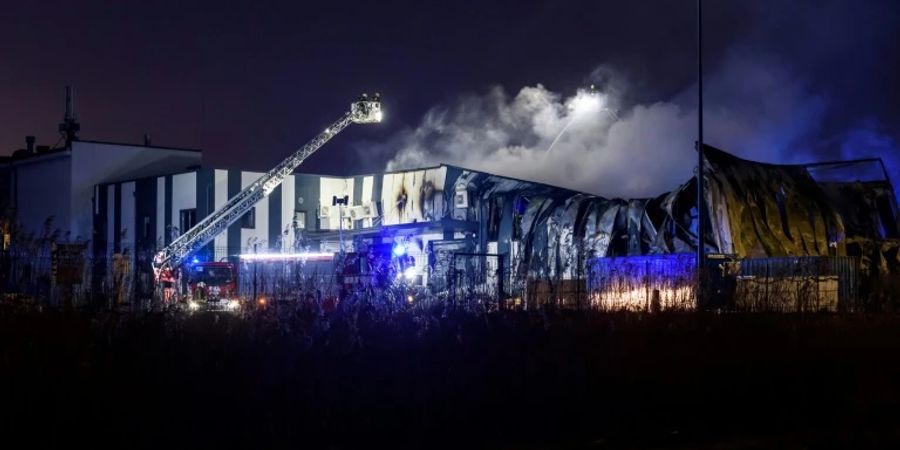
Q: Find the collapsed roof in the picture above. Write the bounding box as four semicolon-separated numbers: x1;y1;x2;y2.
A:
461;145;899;279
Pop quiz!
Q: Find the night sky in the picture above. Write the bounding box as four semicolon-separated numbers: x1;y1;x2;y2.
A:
2;0;898;186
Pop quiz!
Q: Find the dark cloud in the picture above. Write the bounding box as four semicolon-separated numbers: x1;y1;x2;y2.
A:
369;0;900;197
0;0;897;192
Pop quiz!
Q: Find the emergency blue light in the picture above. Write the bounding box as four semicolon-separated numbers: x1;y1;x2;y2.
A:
392;243;406;257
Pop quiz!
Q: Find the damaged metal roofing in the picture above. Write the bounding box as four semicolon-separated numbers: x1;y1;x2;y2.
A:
445;144;900;279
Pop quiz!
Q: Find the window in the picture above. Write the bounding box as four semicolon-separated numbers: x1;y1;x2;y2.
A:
241;208;256;229
512;215;523;241
188;266;234;284
875;195;899;238
142;216;151;240
293;210;306;230
487;198;501;240
180;209;197;233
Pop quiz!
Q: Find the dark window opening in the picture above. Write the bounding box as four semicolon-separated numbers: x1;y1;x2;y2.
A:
487;199;501;241
241;208;256;229
180;209;197;233
512;215;523;241
875;195;899;238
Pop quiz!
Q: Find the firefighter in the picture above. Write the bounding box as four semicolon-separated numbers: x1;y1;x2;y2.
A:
111;249;131;307
159;266;176;305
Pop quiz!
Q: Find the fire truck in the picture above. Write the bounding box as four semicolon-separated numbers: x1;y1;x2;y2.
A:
185;261;239;311
150;94;382;307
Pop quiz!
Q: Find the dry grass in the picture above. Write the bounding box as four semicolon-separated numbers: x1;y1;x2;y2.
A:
2;304;900;448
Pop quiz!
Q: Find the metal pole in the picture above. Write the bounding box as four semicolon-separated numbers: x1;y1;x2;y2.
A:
696;0;706;309
338;205;344;253
253;243;258;302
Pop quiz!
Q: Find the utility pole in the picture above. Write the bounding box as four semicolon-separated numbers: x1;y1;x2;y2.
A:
696;0;706;308
59;86;81;145
333;195;349;253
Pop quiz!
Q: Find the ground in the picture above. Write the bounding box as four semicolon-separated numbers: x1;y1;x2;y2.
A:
2;304;900;449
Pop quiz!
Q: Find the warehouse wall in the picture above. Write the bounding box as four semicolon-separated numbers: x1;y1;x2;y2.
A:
240;171;267;252
14;153;71;237
213;170;229;261
69;141;200;239
94;164;472;262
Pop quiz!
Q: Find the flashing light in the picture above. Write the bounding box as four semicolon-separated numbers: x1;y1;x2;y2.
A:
188;301;199;310
571;88;603;115
403;266;417;280
239;252;334;261
407;295;414;304
229;300;241;310
191;257;200;265
392;243;407;257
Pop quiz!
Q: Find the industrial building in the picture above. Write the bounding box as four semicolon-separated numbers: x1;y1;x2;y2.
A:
3;89;898;310
85;143;899;308
94;164;464;286
5;139;201;240
4;131;898;309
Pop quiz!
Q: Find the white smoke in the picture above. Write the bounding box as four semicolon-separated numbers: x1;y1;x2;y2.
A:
382;52;832;199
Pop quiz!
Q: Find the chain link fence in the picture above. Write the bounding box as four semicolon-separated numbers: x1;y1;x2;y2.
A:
0;241;863;314
586;254;860;312
733;256;859;312
0;251;143;310
447;253;509;311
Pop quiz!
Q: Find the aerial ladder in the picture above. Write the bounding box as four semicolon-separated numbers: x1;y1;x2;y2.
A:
151;94;382;290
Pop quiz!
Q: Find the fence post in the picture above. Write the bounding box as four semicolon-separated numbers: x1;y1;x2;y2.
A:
645;259;650;311
497;255;505;310
763;259;769;312
449;254;456;310
252;244;258;303
587;259;592;310
816;258;821;311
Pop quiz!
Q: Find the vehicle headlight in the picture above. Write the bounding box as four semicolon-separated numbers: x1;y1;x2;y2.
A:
229;300;240;310
188;301;199;310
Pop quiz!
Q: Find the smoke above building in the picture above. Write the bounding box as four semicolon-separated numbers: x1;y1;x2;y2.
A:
378;0;900;200
382;52;895;200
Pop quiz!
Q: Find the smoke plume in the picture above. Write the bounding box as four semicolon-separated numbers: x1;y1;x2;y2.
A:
378;49;897;199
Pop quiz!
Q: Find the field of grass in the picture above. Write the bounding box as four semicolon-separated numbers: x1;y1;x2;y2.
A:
2;303;900;449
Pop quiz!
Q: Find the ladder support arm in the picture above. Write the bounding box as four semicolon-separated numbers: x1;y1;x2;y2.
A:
152;95;381;277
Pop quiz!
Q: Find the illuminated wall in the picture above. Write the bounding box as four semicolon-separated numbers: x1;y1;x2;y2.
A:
213;170;229;261
69;141;201;238
318;176;354;230
381;167;447;225
240;171;267;251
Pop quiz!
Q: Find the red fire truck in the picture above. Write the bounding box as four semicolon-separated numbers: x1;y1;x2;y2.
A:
185;261;241;311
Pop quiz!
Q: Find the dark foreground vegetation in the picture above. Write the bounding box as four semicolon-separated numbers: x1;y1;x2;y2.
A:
2;303;900;449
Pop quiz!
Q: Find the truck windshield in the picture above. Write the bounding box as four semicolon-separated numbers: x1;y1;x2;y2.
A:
189;266;233;285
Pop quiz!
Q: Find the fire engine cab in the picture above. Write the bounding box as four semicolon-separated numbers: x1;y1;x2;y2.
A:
185;261;240;311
